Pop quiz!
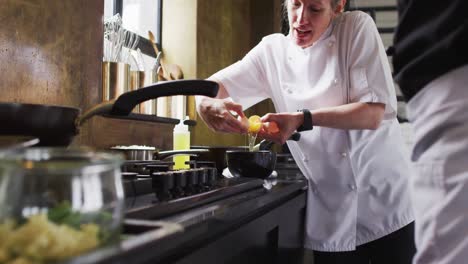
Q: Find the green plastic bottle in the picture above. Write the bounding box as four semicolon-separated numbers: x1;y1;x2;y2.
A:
173;119;190;170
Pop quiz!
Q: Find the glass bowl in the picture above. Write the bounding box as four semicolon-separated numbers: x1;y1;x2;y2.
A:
0;147;124;263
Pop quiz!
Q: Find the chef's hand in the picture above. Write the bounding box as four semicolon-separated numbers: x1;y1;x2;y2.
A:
197;97;248;134
258;112;303;144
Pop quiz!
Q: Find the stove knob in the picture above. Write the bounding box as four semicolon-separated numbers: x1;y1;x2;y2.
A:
187;170;201;194
197;168;208;185
196;168;210;192
188;170;199;185
172;171;187;198
195;169;206;193
207;168;218;187
152;171;174;201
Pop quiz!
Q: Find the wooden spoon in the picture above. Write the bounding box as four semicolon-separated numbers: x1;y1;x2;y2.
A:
166;64;184;80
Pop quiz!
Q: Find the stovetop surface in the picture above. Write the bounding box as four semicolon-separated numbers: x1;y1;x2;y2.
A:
125;177;265;220
120;153;305;220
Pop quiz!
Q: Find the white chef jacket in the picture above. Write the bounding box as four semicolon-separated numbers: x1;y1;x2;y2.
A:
407;64;468;264
210;11;414;251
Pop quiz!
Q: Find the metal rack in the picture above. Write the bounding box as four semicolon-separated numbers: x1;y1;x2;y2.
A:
110;0;162;58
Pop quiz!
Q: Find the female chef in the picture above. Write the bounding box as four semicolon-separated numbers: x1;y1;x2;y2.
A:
196;0;415;263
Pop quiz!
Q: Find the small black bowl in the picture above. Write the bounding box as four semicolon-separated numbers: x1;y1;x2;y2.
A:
226;150;276;179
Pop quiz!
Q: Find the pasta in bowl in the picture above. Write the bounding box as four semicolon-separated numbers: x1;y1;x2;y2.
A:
0;148;124;264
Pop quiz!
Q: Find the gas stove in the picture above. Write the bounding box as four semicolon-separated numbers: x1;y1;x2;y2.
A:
65;154;307;264
121;159;267;220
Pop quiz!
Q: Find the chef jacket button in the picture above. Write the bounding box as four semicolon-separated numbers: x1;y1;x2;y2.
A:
333;78;339;85
341;152;347;157
349;184;357;191
287;89;293;94
288;57;292;60
328;41;334;47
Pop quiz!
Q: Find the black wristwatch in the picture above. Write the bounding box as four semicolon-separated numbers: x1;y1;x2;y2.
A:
297;109;313;132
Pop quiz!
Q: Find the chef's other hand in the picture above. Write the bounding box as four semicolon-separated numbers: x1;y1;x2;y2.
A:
259;112;303;144
197;97;248;134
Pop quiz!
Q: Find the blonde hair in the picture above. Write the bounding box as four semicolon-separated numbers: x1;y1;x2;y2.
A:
281;0;344;34
283;0;343;11
282;0;344;30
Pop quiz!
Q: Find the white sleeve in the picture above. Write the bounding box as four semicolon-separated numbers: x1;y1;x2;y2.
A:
347;12;397;120
210;40;271;110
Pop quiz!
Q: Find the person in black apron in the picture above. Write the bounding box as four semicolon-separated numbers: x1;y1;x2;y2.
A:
393;1;468;263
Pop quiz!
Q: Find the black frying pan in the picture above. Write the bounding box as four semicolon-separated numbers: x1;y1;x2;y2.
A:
225;132;302;179
191;132;301;173
226;150;276;179
0;80;218;146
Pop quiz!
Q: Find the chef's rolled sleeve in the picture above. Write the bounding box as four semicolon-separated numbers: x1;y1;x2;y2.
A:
210;42;270;110
347;13;397;120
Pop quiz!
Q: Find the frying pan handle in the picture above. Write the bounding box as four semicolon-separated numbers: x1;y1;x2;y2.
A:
77;101;114;126
155;149;210;161
77;80;218;126
0;137;40;152
111;79;219;116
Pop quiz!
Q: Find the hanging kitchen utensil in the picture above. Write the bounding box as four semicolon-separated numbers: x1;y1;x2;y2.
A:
0;79;219;146
148;30;168;80
167;64;184;80
153;51;162;72
148;30;184;81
